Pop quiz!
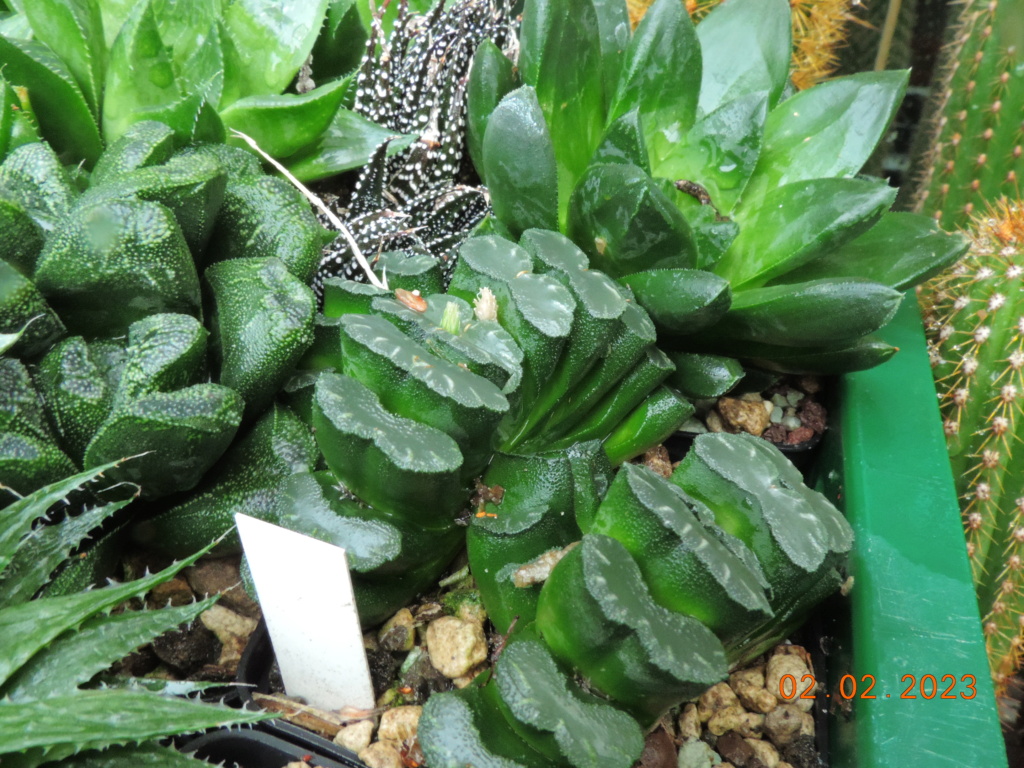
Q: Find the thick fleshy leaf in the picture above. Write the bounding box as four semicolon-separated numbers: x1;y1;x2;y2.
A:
3;598;213;698
591;109;650;173
495;638;645;768
520;0;605;221
102;0;205;144
283;107;415;182
0;37;102;164
657;91;768;215
310;0;366;81
618;268;730;334
33;198;201;338
0;543;211;686
221;76;350;158
774;212;969;291
467;39;518;184
0;690;265;755
696;0;790;115
567;162;698;278
22;0;105;118
482;86;558;237
609;0;701;171
0;499;132;609
205;175;328;282
84;384;244;498
206;257;316;420
708;278;904;348
675;333;898;375
743;70;909;204
590;0;630;103
0;461;119;578
132;403;317;557
219;0;329;105
714;178;897;289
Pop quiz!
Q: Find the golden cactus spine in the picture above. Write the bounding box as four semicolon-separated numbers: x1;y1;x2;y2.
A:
925;201;1024;692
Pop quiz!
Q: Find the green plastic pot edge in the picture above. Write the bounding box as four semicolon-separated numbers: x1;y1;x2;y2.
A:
820;296;1005;768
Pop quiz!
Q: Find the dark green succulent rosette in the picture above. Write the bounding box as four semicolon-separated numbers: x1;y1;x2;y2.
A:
0;128;328;503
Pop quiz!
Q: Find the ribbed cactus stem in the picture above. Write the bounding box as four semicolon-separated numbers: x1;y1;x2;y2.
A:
911;0;1024;230
925;201;1024;692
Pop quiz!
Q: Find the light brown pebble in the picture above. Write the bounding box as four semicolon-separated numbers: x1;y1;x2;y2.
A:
358;741;404;768
705;410;726;433
707;705;764;738
730;666;778;714
717;397;771;436
199;604;258;669
334;720;374;753
765;654;814;710
378;608;415;652
425;616;488;678
697;682;740;723
746;737;780;767
678;703;701;740
764;704;811;747
378;705;422;743
452;668;484;689
185;556;260;617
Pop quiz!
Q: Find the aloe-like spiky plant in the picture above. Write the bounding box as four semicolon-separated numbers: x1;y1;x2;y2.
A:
907;0;1024;231
924;202;1024;694
314;0;515;294
0;459;266;768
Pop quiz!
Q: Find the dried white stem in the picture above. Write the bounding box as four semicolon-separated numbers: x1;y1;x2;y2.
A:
229;129;387;289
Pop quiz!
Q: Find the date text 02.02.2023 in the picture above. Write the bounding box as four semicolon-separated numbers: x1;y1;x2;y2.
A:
779;674;978;700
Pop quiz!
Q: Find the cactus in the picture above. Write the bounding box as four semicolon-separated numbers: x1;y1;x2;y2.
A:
907;0;1024;230
924;201;1024;693
0;460;266;767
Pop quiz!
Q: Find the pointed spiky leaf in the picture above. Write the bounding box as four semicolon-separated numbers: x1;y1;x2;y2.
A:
0;498;133;609
3;597;215;699
0;543;210;686
0;461;121;578
0;689;266;755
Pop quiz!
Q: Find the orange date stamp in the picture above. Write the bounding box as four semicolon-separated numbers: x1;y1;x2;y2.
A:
779;673;978;700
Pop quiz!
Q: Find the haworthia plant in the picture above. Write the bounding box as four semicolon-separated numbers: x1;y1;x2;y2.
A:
470;0;967;375
0;130;327;503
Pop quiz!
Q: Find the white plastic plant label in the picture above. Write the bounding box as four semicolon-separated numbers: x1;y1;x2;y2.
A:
235;513;375;712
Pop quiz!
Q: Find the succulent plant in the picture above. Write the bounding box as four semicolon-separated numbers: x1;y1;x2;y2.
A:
0;0;394;180
418;431;853;767
923;201;1024;694
0;128;328;502
0;459;266;768
469;0;966;376
905;0;1024;231
632;0;865;91
313;0;515;292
